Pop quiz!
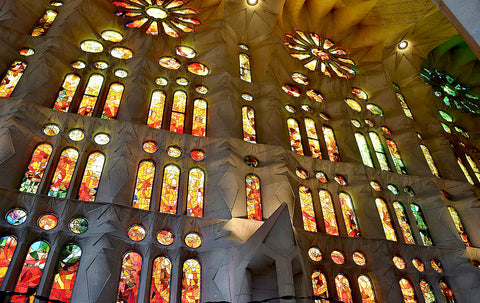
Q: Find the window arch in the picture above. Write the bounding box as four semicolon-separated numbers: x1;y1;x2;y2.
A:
31;9;58;36
439;280;455;303
448;206;472;247
170;90;187;133
299;186;317;232
311;270;328;302
0;236;18;286
77;74;105;117
48;244;82;303
369;132;390;171
187;168;205;217
420;280;436;303
147;90;166;129
466;154;480;182
159;164;181;214
78;152;106;202
239;53;252;83
242;106;257;143
318;190;339;235
375;198;397;241
48;148;79;198
287;118;304;155
386;139;407;174
410;204;433;246
181;259;201;303
419;145;440;177
358;274;376;303
0;61;27;97
355;133;374;168
399;278;417;303
396;92;414;119
150;256;172;303
132;160;156;211
117;252;142;303
53;74;81;112
19;143;53;194
335;274;353;303
246;174;262;221
305;118;322;158
101;83;125;119
456;157;474;185
393;202;416;244
192;98;207;137
339;192;360;238
322;126;340;162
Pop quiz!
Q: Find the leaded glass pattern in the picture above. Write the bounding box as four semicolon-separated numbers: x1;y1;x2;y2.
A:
31;10;58;36
399;278;417;303
287;118;303;155
335;274;353;303
77;74;104;116
242;106;257;143
53;74;81;112
48;148;79;198
102;83;125;119
117;252;142;303
0;236;17;286
305;118;322;158
150;256;171;303
393;202;416;244
420;145;440;177
160;164;181;214
0;61;27;97
132;161;156;210
311;270;328;303
369;132;390;171
339;192;360;237
410;204;433;246
246;174;262;220
439;280;455;303
319;190;339;235
170;90;187;133
386;139;407;174
19;143;53;194
466;154;480;182
147;90;166;129
49;244;82;303
322;126;340;162
239;53;252;82
448;206;471;247
420;280;436;303
355;133;374;168
186;168;205;217
299;186;317;232
181;259;201;303
192;99;207;137
78;152;106;201
457;157;474;185
358;275;376;303
375;198;397;241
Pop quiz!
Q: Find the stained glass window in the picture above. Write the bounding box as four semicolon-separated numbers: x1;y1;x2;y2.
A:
393;202;416;245
150;256;171;303
375;198;397;241
170;90;187;133
386;139;407;174
246;174;262;221
19;143;53;194
287;118;303;155
439;280;455;303
311;270;328;303
358;275;376;303
308;247;322;262
0;236;17;286
322;126;340;162
318;190;339;235
299;186;317;232
239;53;252;83
181;259;201;303
410;204;433;246
132;160;156;211
48;148;79;198
335;274;353;303
339;192;360;237
147;90;166;129
457;157;474;185
369;132;390;171
0;61;27;98
448;206;471;247
355;133;374;168
159;164;181;214
186;168;205;217
102;83;125;119
242;106;257;144
78;152;106;201
53;74;81;112
11;240;50;303
77;74;104;117
192;99;207;137
420;145;440;177
48;244;82;303
396;92;414;119
466;154;480;182
420;280;436;303
31;10;58;36
399;278;417;303
305;118;322;158
117;252;142;303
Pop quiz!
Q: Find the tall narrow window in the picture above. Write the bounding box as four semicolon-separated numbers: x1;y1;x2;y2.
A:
420;145;440;177
355;133;374;168
150;256;172;303
299;186;317;232
187;168;205;217
48;244;82;303
358;275;376;303
319;190;339;235
0;236;17;286
19;143;53;194
322;126;340;162
11;241;50;303
77;74;104;117
375;198;397;241
117;252;142;303
101;83;125;119
311;271;328;303
287;118;304;155
132;160;156;211
181;259;201;303
339;193;360;238
410;204;433;246
31;10;58;36
386;139;407;174
242;106;257;143
439;280;455;303
369;132;390;171
192;99;207;137
170;90;187;133
335;274;353;303
147;90;166;129
305;118;322;158
420;280;436;303
448;206;472;247
159;164;180;214
246;174;262;221
78;152;106;202
396;92;414;119
457;157;474;185
239;53;252;83
0;61;27;97
393;202;416;244
399;278;417;303
53;74;81;112
48;148;80;198
466;154;480;182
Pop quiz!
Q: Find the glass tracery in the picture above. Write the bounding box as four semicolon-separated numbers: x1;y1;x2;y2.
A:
355;133;374;168
410;204;433;246
335;274;353;303
0;235;17;286
287;118;303;155
242;106;257;143
77;74;104;116
448;206;471;247
305;118;322;158
186;168;205;217
150;256;172;303
49;244;82;303
246;174;262;221
181;259;201;303
339;192;360;238
78;152;106;201
48;148;79;198
147;90;166;129
299;186;317;232
19;143;53;194
160;164;181;214
311;270;328;303
53;74;81;112
322;126;340;162
31;10;58;36
102;83;125;119
318;190;339;235
375;198;397;241
358;275;376;303
117;252;142;303
132;160;156;211
393;202;416;245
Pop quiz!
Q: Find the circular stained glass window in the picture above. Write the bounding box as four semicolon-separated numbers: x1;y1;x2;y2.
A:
345;98;362;112
387;184;399;195
364;119;374;127
334;175;347;186
157;230;174;246
284;105;296;113
370;181;382;192
159;57;181;70
351;119;361;128
68;129;85;142
71;60;86;70
143;141;158;154
412;258;425;272
110;47;133;59
291;72;309;85
42;123;60;136
393;256;406;270
19;48;35;56
80;40;104;53
38;214;58;231
301;104;313;113
185;232;202;249
93;61;109;70
318;112;330;120
351;87;368;100
175;45;197;58
5;208;27;226
308;247;322;262
155;77;168;86
331;250;345;265
315;171;328;183
244;155;259;167
431;259;443;273
353;251;366;266
241;93;254;102
94;133;111;145
128;224;146;242
195;85;208;95
49;1;63;6
176;77;189;86
101;30;124;42
69;217;88;234
167;146;182;158
282;84;301;97
114;69;129;78
190;149;206;162
295;167;309;180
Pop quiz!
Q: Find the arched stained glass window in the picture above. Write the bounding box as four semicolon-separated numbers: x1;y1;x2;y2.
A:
355;133;374;168
386;139;407;174
181;259;201;303
393;202;416;245
369;132;390;171
239;53;252;83
192;99;207;137
48;148;79;198
375;198;397;241
311;270;328;303
246;174;262;221
159;164;180;214
299;186;317;232
0;236;17;286
242;106;257;144
395;92;414;119
78;152;106;202
319;190;339;235
420;280;436;303
117;252;142;303
53;74;81;112
132;160;156;211
31;10;58;36
410;204;433;246
186;168;205;217
439;280;455;303
305;118;322;158
11;240;50;303
448;206;472;247
457;157;474;185
420;145;440;177
170;90;187;133
466;154;480;182
287;118;303;155
335;274;353;303
48;244;82;303
0;61;27;98
399;278;417;303
101;83;125;119
19;143;53;194
358;275;376;303
322;126;340;162
77;74;104;117
150;256;171;303
147;90;166;129
339;192;360;238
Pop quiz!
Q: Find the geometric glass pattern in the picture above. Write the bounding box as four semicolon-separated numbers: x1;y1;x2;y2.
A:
159;164;181;214
448;206;471;247
308;247;322;262
339;192;360;237
150;256;171;303
19;143;53;194
53;74;81;112
395;92;414;119
358;275;376;303
287;118;304;155
192;99;207;137
393;202;416;245
186;168;205;217
181;259;201;303
170;91;187;133
38;214;58;231
410;204;433;246
49;244;82;303
239;53;252;83
299;186;317;232
242;106;256;144
420;145;440;178
322;126;340;162
311;270;328;303
420;280;436;303
386;139;407;174
48;148;79;198
185;233;202;249
318;190;339;235
117;252;142;303
439;280;455;303
246;174;262;221
147;90;166;129
399;278;417;303
78;152;106;201
102;83;125;119
5;209;28;226
0;61;27;98
331;251;345;265
31;10;58;36
375;198;397;241
77;74;104;117
369;132;390;171
0;235;17;286
355;133;374;168
132;160;156;210
305;118;321;158
335;274;353;303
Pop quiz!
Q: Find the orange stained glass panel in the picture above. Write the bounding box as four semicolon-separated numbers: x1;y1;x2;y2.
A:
322;126;340;162
399;278;417;303
305;118;322;158
186;168;205;217
335;274;353;303
242;106;257;143
246;174;262;221
150;256;171;303
339;192;360;237
170;91;187;133
53;74;81;112
78;152;106;201
239;53;252;82
299;186;317;232
319;190;339;235
386;139;407;174
0;61;27;97
132;161;156;210
77;74;104;117
117;252;142;303
287;118;303;155
102;83;125;119
159;165;181;214
19;143;53;194
393;202;416;244
31;10;57;36
448;206;472;247
48;244;82;303
375;198;397;241
420;145;440;177
192;99;207;137
0;236;17;286
358;275;376;303
38;214;58;231
311;271;328;303
48;148;79;198
147;90;166;129
439;280;455;303
181;259;201;303
420;280;436;303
